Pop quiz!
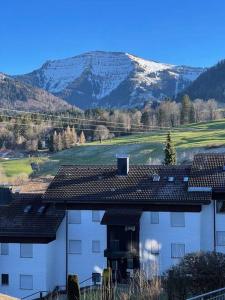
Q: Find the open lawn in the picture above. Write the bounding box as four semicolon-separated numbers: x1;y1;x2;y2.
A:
1;119;225;180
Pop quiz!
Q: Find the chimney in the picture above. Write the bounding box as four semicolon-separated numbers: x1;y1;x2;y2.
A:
117;154;129;176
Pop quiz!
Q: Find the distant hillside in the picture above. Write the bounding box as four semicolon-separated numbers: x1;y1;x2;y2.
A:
16;51;203;109
179;60;225;102
0;73;72;112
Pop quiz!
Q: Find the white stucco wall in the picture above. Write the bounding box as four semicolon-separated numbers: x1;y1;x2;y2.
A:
0;243;49;299
67;210;107;286
139;211;201;276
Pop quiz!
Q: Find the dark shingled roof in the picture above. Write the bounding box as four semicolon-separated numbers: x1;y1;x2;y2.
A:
189;153;225;189
0;193;65;243
43;165;211;205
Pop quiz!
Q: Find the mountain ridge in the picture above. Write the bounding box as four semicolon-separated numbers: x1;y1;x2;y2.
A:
0;72;73;112
15;51;204;109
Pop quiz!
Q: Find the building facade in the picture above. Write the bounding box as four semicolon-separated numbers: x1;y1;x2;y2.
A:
0;153;225;298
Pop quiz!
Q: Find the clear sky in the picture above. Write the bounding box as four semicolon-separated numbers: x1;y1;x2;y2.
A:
1;0;225;74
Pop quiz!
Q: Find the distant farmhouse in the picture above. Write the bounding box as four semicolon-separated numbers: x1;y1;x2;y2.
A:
0;154;225;299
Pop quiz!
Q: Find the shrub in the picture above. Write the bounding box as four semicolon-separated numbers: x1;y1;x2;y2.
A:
67;274;80;300
164;251;225;299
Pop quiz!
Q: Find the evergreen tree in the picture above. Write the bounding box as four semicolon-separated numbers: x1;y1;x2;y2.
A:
164;132;176;165
79;131;86;144
49;131;57;152
180;94;195;125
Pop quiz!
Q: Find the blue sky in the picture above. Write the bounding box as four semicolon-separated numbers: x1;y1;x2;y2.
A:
1;0;225;74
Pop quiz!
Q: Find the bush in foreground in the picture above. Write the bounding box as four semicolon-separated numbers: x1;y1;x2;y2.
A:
165;251;225;299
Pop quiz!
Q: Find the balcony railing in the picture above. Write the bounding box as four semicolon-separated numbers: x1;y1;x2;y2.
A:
187;287;225;300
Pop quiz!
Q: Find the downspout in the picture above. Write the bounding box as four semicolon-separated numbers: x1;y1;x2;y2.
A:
65;210;68;290
213;201;216;252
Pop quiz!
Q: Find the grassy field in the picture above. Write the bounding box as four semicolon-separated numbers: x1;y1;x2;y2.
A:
1;119;225;180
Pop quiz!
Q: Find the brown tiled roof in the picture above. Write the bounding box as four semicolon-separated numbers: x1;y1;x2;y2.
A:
189;153;225;189
43;165;211;205
0;193;65;243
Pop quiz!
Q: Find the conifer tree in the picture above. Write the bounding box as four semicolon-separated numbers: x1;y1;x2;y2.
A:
164;132;176;165
180;94;195;125
79;131;86;144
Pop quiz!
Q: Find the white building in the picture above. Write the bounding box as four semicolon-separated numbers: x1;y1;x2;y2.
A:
0;153;225;299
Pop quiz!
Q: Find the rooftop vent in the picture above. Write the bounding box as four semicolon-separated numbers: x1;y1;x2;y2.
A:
153;175;160;182
183;176;189;182
117;155;129;176
168;176;175;182
37;205;46;215
24;205;32;214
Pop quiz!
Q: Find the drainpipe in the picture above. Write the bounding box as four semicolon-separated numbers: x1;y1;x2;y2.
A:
66;210;68;290
213;201;216;252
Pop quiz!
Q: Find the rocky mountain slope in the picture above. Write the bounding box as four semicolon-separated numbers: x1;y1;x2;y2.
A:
0;73;72;111
16;51;204;109
178;60;225;102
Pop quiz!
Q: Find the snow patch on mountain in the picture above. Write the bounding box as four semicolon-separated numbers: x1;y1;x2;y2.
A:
16;51;204;108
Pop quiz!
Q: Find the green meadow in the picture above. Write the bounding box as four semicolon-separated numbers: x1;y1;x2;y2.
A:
1;119;225;180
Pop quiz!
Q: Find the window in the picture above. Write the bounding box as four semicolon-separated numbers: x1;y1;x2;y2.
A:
1;274;9;285
69;240;82;254
183;176;189;182
20;275;33;290
68;211;81;224
1;243;8;255
92;240;100;253
92;211;101;222
153;175;160;182
20;244;33;258
171;212;185;227
168;176;175;182
127;258;133;269
151;212;159;224
216;231;225;246
171;243;185;258
216;201;225;213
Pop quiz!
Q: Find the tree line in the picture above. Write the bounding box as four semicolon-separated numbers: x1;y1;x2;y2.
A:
0;95;223;153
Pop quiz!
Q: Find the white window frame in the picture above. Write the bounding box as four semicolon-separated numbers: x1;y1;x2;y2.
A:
1;243;9;255
170;212;185;227
150;212;159;224
92;211;101;222
69;240;82;254
68;211;81;224
20;275;33;290
92;240;101;253
20;244;33;258
171;243;185;258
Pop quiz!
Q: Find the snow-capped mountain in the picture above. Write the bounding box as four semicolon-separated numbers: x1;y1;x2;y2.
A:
16;51;204;108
